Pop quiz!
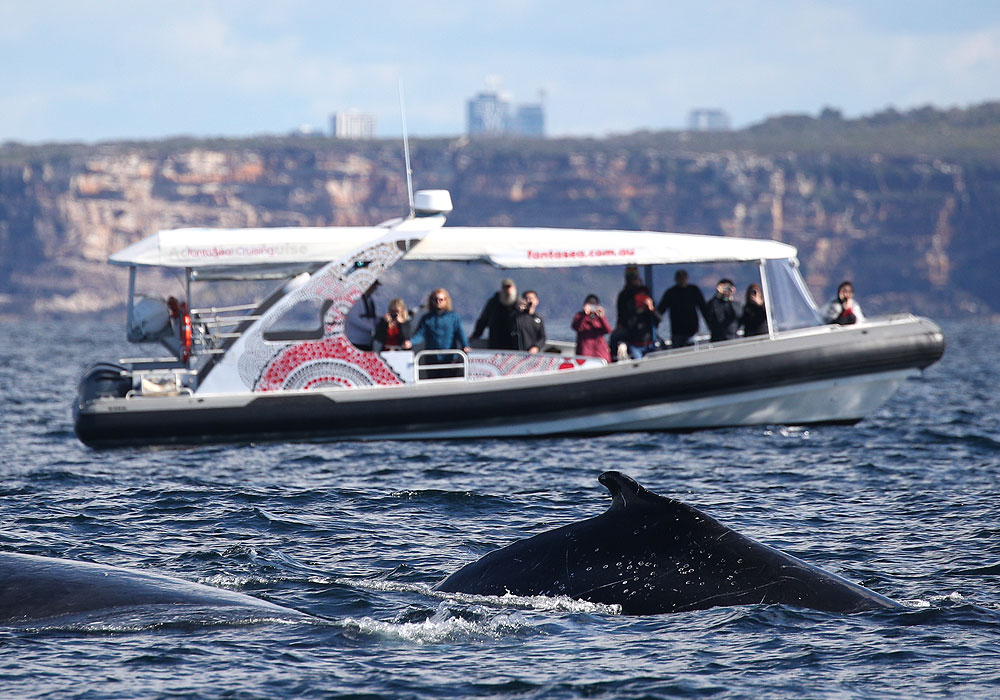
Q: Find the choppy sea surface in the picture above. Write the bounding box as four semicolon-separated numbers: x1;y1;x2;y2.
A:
1;318;998;699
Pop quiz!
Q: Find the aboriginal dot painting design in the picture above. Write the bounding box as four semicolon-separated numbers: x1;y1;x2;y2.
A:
237;237;406;391
468;353;586;380
257;337;403;391
233;233;594;393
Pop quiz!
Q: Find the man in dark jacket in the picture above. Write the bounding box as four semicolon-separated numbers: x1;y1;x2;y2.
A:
344;281;380;351
471;278;519;350
705;278;743;342
625;292;662;359
656;269;706;347
514;290;546;353
609;265;650;360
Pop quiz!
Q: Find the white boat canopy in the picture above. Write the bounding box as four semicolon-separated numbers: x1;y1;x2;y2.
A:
411;227;797;268
109;224;798;270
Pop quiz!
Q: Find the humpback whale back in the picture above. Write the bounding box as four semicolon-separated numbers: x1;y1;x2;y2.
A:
437;471;899;615
0;552;307;625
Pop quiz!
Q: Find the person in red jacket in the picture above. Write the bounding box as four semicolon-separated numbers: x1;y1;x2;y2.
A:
571;294;613;362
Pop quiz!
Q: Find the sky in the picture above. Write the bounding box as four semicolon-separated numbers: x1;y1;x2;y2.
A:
2;0;999;143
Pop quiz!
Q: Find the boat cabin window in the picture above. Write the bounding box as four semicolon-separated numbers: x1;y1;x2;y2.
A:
263;299;332;341
765;259;824;331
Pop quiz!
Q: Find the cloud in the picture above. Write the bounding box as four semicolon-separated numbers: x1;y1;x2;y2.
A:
944;27;1000;72
1;1;999;142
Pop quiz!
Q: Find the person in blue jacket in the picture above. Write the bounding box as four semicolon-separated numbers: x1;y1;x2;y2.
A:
406;288;471;378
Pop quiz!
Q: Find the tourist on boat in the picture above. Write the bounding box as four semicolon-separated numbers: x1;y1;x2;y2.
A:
740;283;768;337
406;288;470;350
656;269;707;348
625;293;663;359
471;278;520;350
824;281;866;325
610;265;651;360
344;281;381;351
705;278;743;342
514;290;546;353
571;294;612;362
373;298;412;351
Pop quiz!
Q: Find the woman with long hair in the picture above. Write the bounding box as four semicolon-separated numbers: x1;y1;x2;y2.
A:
373;297;412;351
406;288;471;378
571;293;612;361
740;283;768;337
406;288;469;351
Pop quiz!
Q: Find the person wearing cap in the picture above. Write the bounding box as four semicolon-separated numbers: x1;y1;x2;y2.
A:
471;278;520;350
705;278;743;342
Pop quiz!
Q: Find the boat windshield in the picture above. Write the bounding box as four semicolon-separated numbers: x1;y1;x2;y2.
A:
765;258;824;331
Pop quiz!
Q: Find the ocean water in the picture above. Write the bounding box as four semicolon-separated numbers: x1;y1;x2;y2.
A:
1;318;998;699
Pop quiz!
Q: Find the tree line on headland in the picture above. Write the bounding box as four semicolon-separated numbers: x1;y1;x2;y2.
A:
1;102;998;321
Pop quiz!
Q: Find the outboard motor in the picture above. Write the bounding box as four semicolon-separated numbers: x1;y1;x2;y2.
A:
76;362;132;403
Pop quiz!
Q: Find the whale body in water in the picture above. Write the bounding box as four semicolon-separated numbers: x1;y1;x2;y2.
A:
437;471;900;615
0;551;307;625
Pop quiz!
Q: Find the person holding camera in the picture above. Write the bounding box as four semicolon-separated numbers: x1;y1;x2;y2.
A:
740;283;768;337
373;297;412;351
824;280;866;325
571;293;613;361
705;278;743;342
514;290;546;353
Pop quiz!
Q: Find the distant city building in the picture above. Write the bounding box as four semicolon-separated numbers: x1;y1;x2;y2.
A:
687;109;731;132
330;111;376;140
467;90;545;138
467;91;510;137
512;104;545;138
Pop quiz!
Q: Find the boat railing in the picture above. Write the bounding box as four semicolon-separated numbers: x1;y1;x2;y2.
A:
125;367;198;399
414;350;468;382
190;303;260;316
119;356;190;367
191;303;264;351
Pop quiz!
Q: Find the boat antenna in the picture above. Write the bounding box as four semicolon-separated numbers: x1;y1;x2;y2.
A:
398;79;415;218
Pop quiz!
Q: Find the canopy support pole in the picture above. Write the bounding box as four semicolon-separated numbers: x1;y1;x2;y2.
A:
125;266;137;334
759;259;776;338
643;264;654;295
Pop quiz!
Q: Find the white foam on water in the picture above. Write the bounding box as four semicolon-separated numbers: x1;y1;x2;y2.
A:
345;577;621;615
201;573;269;590
341;609;527;644
440;590;621;615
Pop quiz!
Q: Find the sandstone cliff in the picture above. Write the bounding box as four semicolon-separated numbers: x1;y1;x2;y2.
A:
2;105;998;321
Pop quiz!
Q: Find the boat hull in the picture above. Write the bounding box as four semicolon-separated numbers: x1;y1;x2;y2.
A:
74;316;945;447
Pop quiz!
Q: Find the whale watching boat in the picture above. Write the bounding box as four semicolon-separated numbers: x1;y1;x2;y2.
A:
73;189;945;447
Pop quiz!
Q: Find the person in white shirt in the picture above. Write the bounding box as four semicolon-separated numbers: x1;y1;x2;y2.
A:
824;281;865;325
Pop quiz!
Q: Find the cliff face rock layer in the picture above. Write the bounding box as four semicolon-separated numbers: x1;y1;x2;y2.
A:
2;120;998;320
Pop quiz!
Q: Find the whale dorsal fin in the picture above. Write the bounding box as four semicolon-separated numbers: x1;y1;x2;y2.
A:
598;471;660;511
598;471;713;525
